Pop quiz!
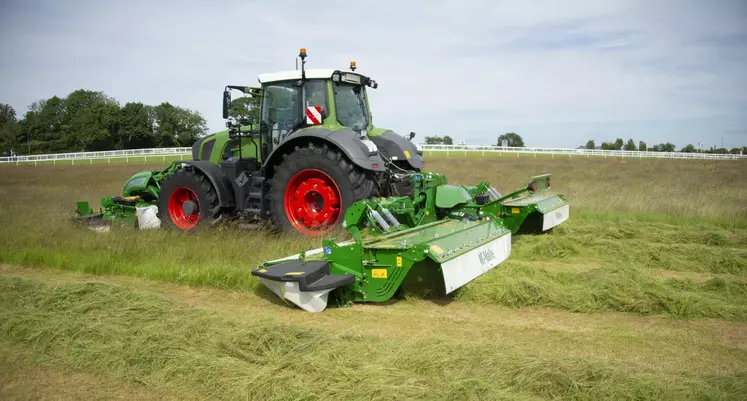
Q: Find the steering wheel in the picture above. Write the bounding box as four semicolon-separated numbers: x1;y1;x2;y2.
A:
280;118;296;129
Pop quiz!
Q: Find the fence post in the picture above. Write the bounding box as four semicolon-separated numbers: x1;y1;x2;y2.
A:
72;159;75;165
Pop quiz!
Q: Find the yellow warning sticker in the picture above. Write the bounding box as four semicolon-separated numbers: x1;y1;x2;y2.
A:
396;256;403;267
284;272;304;276
404;150;411;159
431;245;445;254
257;269;267;273
372;269;388;279
512;207;520;214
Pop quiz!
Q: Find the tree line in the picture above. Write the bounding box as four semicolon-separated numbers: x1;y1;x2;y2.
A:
0;89;209;155
584;138;746;154
425;132;526;147
424;135;454;145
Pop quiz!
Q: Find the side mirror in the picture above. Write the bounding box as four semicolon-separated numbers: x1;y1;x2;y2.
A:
222;89;231;119
409;132;416;140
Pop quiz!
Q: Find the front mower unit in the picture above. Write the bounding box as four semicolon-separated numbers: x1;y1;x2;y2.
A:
73;163;178;231
252;173;570;312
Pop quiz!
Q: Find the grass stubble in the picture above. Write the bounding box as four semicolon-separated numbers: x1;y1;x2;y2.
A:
0;156;746;400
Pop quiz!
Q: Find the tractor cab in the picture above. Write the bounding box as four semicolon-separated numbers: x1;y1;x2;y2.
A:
220;49;381;164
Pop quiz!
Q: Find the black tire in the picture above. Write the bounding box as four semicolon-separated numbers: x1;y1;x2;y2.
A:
156;166;221;231
267;143;375;236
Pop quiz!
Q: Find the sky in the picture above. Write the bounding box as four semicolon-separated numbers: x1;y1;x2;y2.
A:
1;0;746;149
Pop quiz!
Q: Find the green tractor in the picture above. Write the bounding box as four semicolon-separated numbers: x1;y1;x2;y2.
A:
74;48;572;311
76;48;424;235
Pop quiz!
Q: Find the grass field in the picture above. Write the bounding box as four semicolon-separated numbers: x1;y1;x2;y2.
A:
1;156;746;400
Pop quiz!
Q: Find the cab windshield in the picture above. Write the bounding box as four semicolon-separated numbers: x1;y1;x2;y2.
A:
333;82;368;131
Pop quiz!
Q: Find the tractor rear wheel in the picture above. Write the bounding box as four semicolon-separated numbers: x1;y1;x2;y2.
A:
268;143;375;236
157;166;221;231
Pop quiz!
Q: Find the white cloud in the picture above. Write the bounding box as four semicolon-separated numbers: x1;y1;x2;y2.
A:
1;0;745;148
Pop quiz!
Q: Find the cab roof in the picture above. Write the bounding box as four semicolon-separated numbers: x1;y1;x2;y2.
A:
257;69;366;84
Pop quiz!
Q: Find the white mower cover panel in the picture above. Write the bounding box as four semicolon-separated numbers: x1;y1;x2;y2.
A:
441;232;512;294
542;204;570;231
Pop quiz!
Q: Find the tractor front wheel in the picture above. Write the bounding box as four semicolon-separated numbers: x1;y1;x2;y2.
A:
157;167;221;231
268;144;374;236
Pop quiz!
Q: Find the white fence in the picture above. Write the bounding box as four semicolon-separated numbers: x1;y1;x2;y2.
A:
420;145;746;160
0;147;192;165
1;144;745;165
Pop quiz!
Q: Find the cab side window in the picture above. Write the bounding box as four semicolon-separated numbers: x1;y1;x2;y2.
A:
303;80;327;115
261;82;300;144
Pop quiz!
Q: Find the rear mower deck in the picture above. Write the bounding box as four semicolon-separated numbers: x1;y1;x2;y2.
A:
252;172;569;312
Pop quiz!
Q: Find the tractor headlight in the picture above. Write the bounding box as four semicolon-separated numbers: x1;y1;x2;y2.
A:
361;139;378;155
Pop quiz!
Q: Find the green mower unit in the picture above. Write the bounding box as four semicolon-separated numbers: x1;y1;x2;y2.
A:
251;173;570;312
74;163;179;230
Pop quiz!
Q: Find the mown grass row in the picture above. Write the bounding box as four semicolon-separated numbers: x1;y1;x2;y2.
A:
455;262;747;320
2;275;744;401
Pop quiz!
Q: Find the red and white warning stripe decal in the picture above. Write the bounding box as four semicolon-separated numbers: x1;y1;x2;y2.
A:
305;106;322;125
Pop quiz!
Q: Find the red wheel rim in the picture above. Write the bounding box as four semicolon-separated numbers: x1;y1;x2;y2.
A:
284;169;341;236
167;186;200;230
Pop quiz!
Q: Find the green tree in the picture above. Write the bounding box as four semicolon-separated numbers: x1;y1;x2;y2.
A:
19;97;66;153
229;95;260;124
623;139;637;151
425;136;443;144
0;103;20;154
600;141;614;150
680;144;697;153
443;135;453;145
153;103;207;147
497;132;524;147
118;102;156;149
639;141;647;151
585;140;595;149
614;138;624;150
63;89;119;151
653;143;676;152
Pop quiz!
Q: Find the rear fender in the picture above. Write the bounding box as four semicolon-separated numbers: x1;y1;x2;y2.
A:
176;160;236;207
263;127;386;175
